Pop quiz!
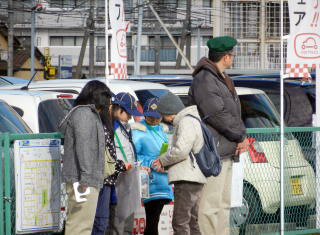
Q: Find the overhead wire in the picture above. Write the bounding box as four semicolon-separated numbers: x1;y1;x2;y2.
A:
0;1;289;28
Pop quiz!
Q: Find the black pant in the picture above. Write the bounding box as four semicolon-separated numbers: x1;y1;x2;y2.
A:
144;199;171;235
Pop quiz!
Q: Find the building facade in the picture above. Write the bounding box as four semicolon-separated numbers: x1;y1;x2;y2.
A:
0;0;289;76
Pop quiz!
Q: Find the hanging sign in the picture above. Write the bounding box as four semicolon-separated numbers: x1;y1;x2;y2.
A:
286;0;320;77
109;0;128;79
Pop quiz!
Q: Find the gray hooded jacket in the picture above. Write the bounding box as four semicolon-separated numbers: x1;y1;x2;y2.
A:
59;105;105;189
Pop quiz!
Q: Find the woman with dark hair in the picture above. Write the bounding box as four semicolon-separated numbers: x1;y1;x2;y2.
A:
91;99;132;235
59;80;112;235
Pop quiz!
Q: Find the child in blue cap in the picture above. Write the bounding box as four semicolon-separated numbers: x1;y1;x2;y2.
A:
106;92;143;235
131;97;174;235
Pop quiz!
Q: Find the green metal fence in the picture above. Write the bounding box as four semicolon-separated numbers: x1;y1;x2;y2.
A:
0;132;62;235
2;128;320;235
231;127;320;235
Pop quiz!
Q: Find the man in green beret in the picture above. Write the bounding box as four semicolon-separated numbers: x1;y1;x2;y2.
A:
188;36;249;235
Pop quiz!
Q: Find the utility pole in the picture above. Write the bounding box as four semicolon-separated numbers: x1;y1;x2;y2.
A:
155;34;161;74
89;0;95;77
75;26;90;79
31;0;36;76
134;0;144;75
148;1;193;70
186;0;191;61
176;0;191;69
75;7;93;80
197;24;201;62
7;0;13;76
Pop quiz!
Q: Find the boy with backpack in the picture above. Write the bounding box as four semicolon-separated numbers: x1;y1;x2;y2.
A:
153;91;206;235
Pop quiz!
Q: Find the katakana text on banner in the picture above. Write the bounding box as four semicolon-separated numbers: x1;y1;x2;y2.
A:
109;0;128;79
286;0;320;77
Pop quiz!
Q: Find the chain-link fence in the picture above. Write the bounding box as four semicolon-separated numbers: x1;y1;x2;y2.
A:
3;127;320;235
230;127;320;235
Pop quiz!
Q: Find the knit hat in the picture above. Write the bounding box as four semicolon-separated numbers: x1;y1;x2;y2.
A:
157;91;185;115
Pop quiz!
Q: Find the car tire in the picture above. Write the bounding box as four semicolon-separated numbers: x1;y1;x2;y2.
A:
243;185;263;224
237;185;264;235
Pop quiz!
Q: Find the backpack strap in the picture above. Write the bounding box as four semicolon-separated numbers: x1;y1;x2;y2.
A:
189;152;196;168
186;114;201;169
186;114;201;122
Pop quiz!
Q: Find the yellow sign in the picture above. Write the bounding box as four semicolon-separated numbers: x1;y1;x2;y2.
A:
290;177;303;195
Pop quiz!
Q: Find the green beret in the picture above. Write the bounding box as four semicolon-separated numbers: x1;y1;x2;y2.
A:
207;36;237;52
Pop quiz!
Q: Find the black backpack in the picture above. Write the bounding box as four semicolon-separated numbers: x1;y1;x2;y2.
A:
187;114;222;177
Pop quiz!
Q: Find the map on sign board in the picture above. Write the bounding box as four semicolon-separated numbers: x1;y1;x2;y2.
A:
14;139;61;234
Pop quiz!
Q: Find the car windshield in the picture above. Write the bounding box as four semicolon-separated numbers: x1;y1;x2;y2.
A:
0;102;31;133
134;89;168;106
38;99;74;133
240;94;280;128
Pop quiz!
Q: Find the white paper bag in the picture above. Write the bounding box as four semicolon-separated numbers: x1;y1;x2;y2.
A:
230;152;245;208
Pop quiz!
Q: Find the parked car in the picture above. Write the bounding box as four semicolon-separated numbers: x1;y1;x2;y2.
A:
0;90;76;133
0;79;169;121
128;74;316;126
0;76;28;86
231;76;315;127
168;86;316;228
0;99;31;134
231;75;317;174
0;78;168;96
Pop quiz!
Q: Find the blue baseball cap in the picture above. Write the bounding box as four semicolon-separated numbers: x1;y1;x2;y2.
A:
112;92;143;116
143;98;161;119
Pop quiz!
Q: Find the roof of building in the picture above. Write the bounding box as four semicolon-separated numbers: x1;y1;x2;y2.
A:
0;24;44;72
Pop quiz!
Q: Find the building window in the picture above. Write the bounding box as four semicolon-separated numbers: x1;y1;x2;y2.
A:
49;0;87;8
203;0;211;8
50;37;63;46
96;36;111;62
50;36;83;46
266;1;289;38
97;37;106;47
232;42;260;69
147;36;177;62
144;0;177;20
266;43;287;69
222;1;260;39
202;36;211;46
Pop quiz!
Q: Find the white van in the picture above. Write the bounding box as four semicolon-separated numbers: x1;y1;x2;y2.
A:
0;90;76;133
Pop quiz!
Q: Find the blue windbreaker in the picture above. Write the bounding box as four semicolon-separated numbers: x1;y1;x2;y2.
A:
132;119;173;203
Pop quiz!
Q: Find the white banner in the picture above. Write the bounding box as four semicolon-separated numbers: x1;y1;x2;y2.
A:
109;0;128;79
287;0;320;67
134;204;173;235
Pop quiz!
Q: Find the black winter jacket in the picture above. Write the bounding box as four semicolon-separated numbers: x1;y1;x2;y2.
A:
188;57;246;159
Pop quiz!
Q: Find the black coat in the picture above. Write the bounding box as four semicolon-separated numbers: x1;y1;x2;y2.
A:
188;57;246;159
